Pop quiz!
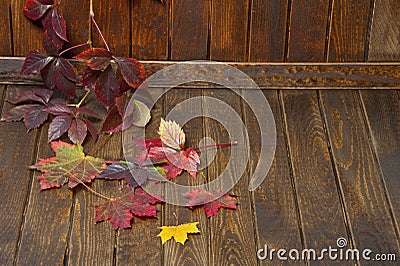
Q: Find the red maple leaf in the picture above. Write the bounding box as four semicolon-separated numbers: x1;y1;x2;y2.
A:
93;188;162;230
184;190;238;217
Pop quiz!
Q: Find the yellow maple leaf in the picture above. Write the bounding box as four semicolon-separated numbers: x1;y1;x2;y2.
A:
157;222;200;245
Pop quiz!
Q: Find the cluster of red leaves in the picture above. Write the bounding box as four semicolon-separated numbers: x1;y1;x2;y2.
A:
1;88;99;144
185;190;237;217
21;0;149;135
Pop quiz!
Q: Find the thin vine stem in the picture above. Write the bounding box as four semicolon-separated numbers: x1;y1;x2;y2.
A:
88;0;93;48
59;42;89;57
91;14;110;51
70;175;112;201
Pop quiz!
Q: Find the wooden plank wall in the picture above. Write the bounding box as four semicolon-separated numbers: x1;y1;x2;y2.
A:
0;0;398;62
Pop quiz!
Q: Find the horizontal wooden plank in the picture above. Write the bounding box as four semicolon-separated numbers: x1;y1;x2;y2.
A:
0;58;399;89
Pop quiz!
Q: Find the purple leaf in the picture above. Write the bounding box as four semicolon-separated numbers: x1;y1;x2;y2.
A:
41;62;56;89
23;0;52;21
24;106;49;131
51;8;68;42
75;48;112;71
1;105;39;122
101;106;123;133
21;50;53;75
82;67;101;91
114;57;146;89
7;89;49;105
85;118;98;142
45;104;73;116
94;65;119;107
77;107;101;119
48;115;73;142
68;118;87;144
54;58;76;98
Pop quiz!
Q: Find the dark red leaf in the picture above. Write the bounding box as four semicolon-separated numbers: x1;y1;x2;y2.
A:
45;104;73;116
94;65;120;107
23;0;52;21
42;27;65;53
7;90;51;104
167;149;200;179
82;67;101;91
21;50;53;75
48;115;72;142
114;57;146;89
68;118;87;144
93;188;161;230
24;105;49;131
1;104;39;122
41;61;56;89
38;0;54;5
101;106;123;133
75;48;112;71
76;107;101;119
85;118;98;142
115;94;128;117
185;190;238;217
32;88;53;103
161;162;183;180
50;8;68;41
54;58;76;98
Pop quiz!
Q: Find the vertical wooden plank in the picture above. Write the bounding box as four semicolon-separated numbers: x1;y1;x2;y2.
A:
321;90;400;255
11;0;43;56
60;0;90;57
368;0;400;61
210;0;249;61
170;0;209;60
243;90;303;264
328;0;371;61
204;89;257;265
0;86;40;265
131;0;169;60
15;123;72;265
115;89;164;265
286;0;330;61
163;89;209;265
0;1;12;55
360;90;400;236
92;0;130;57
249;0;289;62
281;90;351;263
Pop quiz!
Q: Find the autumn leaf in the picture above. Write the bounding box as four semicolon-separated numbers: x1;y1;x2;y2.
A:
184;190;238;217
30;141;106;190
158;118;185;150
157;222;200;245
97;160;166;189
93;188;162;230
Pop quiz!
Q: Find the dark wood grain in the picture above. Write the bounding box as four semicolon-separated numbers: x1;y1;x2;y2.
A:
203;89;258;265
59;0;90;58
66;94;115;265
368;0;400;61
93;0;131;57
131;0;169;60
0;1;12;55
162;89;209;265
328;0;371;61
0;86;40;265
11;1;43;56
287;0;330;61
242;90;303;265
1;58;399;89
249;0;289;62
170;0;209;60
115;89;164;265
210;0;249;61
15;121;72;265
360;90;400;238
320;90;400;256
281;90;351;263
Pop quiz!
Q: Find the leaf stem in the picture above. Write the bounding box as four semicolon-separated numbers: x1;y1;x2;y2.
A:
70;175;112;201
59;42;89;57
194;141;238;152
88;0;93;49
88;133;113;156
77;89;91;108
91;13;110;51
